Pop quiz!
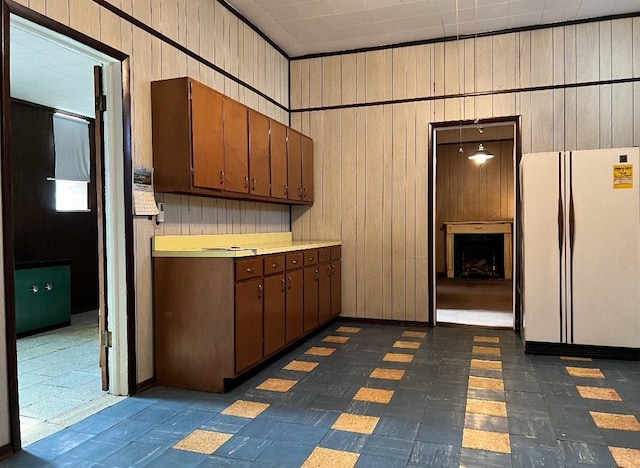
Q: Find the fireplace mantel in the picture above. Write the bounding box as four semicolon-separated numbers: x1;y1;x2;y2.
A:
444;221;512;279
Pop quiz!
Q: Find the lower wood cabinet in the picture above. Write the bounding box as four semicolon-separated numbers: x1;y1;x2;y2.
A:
154;245;341;393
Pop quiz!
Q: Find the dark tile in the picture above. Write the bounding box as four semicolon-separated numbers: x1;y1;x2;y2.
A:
215;436;272;461
372;418;420;441
459;448;512;467
362;434;414;461
560;440;617;466
196;456;252;467
51;439;123;464
236;419;288;440
25;429;95;461
278;423;329;446
200;414;251;434
463;414;509;433
467;388;506;402
99;441;165;467
422;408;466;428
416;424;463;446
320;429;370;452
142;447;206;467
93;419;156;442
254;440;314;467
409;441;461;466
95;398;154;420
130;407;178;424
507;417;557;447
68;414;122;436
503;379;541;393
355;454;408;468
293;408;340;427
599;428;640;449
135;424;192;446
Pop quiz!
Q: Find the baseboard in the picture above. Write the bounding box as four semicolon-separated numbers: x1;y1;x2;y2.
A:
525;341;640;361
438;322;512;330
136;377;156;394
339;317;432;328
0;443;15;462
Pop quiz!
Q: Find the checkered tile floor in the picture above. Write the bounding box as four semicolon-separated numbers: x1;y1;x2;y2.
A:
5;323;640;467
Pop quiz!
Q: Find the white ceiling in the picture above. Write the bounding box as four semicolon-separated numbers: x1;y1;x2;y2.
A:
10;18;99;117
226;0;640;57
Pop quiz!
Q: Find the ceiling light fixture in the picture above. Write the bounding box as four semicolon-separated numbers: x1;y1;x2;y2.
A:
469;126;494;163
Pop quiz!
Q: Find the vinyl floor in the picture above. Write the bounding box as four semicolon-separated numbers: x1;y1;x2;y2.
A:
3;322;640;467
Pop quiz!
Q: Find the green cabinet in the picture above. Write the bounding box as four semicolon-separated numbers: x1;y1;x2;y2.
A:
15;261;71;336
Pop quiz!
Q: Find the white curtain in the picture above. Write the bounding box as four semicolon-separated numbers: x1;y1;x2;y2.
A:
53;113;90;182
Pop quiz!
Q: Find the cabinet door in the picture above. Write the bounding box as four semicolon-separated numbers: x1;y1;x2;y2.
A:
15;269;42;335
223;98;249;193
41;265;71;328
235;279;263;373
248;110;270;197
191;81;224;190
318;263;331;324
330;260;341;318
303;267;319;333
264;274;285;357
270;120;288;199
301;135;314;202
285;269;303;343
287;129;302;200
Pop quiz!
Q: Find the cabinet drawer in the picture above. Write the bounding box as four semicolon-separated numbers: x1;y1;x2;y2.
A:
318;247;331;263
236;258;263;281
304;249;318;266
331;246;341;260
286;252;303;270
264;255;285;275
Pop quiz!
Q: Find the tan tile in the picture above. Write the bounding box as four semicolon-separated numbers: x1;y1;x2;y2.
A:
474;336;500;344
256;378;298;393
466;398;508;417
306;347;336;357
336;326;361;334
468;376;505;391
590;412;640;431
393;340;421;349
609;447;640;468
471;359;503;371
576;386;622;401
173;429;232;454
221;400;269;419
402;331;427;339
370;368;405;381
566;366;605;379
283;360;319;372
302;447;359;468
353;387;394;404
472;346;501;356
383;352;414;363
560;356;592;362
462;428;511;454
323;335;350;344
332;413;380;434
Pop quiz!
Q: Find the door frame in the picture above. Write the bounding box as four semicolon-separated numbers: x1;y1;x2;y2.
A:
1;1;137;453
428;115;523;331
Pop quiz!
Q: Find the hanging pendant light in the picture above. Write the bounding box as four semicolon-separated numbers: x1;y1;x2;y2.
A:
469;143;494;163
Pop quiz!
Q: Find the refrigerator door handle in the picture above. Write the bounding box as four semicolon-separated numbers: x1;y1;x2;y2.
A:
569;194;575;251
557;197;564;250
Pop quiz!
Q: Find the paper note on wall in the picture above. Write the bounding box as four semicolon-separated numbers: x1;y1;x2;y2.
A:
613;164;633;189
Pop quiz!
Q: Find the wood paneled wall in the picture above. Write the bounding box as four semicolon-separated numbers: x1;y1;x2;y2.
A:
291;17;640;322
2;0;290;409
435;141;514;273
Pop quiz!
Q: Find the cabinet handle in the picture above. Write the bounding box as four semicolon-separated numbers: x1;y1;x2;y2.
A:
30;285;38;294
258;284;263;299
308;257;314;261
281;278;286;292
272;263;279;269
331;264;336;275
303;187;307;199
287;276;292;289
292;259;297;265
45;282;53;291
315;269;319;281
284;185;288;195
244;176;249;188
327;266;332;277
298;187;303;198
252;178;257;191
247;267;255;273
220;170;224;185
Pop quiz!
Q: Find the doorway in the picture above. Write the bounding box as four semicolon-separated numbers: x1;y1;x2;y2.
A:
431;119;519;329
3;9;133;451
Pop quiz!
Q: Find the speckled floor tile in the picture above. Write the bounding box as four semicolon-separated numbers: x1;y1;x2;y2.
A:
577;386;622;401
256;378;298;392
353;388;394;404
306;347;336;356
302;446;359;468
393;341;421;350
609;446;640;467
173;429;232;454
383;353;414;363
472;346;501;356
471;359;502;371
468;376;505;391
284;360;320;372
566;367;605;378
590;412;640;431
221;400;270;419
560;356;593;362
336;326;361;334
370;368;405;381
474;336;500;344
323;336;350;344
462;428;511;454
332;413;380;434
402;331;427;339
466;399;507;417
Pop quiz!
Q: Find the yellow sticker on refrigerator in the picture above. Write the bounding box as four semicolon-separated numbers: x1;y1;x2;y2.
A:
613;164;633;189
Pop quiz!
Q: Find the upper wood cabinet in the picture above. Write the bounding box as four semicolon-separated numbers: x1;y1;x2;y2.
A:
151;77;225;192
151;77;313;205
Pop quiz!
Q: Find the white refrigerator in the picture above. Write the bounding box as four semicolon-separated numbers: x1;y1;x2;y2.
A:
521;147;640;352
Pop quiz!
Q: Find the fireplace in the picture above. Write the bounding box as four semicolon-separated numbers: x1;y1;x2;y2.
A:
454;234;504;278
444;221;512;279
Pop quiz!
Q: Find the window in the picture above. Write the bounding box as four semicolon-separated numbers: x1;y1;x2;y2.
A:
55;179;89;211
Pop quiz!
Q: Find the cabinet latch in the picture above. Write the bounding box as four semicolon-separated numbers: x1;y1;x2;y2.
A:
101;330;113;348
